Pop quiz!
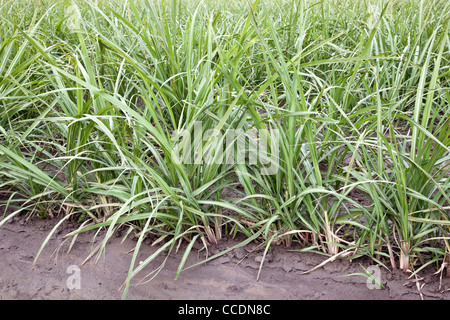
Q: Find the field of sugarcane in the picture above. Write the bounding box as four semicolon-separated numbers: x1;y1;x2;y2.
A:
0;0;449;298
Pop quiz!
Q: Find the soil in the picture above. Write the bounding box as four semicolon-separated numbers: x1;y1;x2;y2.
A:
1;211;450;301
